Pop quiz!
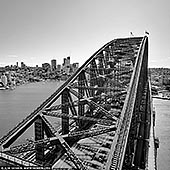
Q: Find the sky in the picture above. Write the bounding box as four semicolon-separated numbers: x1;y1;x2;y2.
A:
0;0;170;68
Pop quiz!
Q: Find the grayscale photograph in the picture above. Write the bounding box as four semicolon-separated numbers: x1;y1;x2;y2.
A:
0;0;169;169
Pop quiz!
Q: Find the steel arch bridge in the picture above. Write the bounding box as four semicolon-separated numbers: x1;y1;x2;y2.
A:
0;36;157;170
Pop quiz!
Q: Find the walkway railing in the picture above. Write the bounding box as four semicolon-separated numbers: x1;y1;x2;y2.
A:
145;81;157;170
0;151;39;167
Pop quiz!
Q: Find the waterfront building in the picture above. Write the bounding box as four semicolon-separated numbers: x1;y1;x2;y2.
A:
1;73;8;87
158;89;170;98
161;68;170;85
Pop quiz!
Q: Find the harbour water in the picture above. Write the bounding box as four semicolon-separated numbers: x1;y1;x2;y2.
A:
0;82;169;169
153;98;170;170
0;81;63;144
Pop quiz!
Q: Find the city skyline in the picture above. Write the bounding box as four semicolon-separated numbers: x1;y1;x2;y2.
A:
1;56;79;68
0;0;170;68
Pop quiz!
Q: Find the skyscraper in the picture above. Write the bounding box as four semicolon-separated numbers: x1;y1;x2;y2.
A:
51;59;57;71
21;62;26;69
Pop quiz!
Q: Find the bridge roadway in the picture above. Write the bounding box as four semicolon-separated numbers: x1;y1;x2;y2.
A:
0;36;157;169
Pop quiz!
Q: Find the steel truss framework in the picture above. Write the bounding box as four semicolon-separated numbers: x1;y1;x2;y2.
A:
0;36;154;170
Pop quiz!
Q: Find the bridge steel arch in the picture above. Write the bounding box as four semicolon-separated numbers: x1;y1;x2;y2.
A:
0;36;157;170
106;36;150;170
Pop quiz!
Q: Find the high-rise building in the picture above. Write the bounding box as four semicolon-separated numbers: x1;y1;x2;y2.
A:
42;63;50;69
63;58;66;66
66;56;70;66
51;59;57;71
62;56;71;74
57;64;61;72
21;62;26;69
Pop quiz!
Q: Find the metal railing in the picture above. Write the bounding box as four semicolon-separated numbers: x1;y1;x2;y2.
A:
0;151;39;166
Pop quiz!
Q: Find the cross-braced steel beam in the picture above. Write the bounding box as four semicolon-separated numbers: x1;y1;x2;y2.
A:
0;36;156;170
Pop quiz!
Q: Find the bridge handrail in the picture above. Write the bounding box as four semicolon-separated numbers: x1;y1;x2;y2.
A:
0;151;39;166
105;36;148;169
118;36;148;169
145;81;157;170
120;36;148;168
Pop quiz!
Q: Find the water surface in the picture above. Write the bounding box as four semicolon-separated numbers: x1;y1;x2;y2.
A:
0;81;63;143
153;98;170;170
0;83;169;169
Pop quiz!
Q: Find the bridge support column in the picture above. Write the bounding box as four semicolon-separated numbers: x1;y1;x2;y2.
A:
62;88;69;134
133;38;148;169
133;83;149;168
35;116;44;164
90;60;98;96
78;71;85;128
98;53;104;75
122;37;149;169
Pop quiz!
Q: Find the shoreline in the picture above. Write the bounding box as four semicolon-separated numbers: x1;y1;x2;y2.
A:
152;96;170;100
0;79;62;91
